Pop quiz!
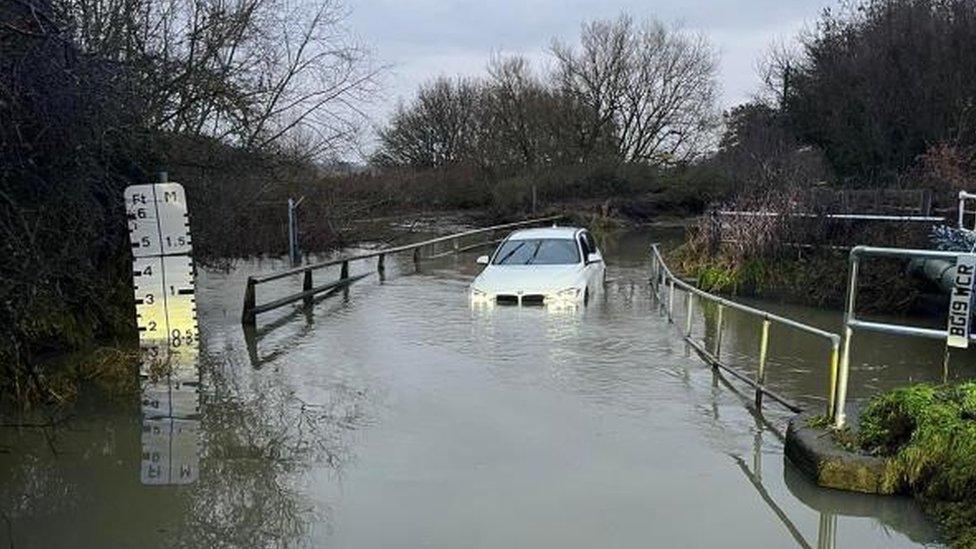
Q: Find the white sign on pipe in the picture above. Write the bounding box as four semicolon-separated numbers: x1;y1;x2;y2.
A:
947;254;976;348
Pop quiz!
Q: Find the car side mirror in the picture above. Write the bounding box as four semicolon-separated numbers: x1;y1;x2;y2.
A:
476;255;490;265
587;252;601;264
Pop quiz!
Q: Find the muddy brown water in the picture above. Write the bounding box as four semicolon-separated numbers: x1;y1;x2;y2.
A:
0;226;961;547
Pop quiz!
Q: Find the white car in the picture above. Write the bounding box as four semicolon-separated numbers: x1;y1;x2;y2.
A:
470;226;605;306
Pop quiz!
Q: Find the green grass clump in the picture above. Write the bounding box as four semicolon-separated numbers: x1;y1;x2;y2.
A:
689;258;768;295
857;383;976;546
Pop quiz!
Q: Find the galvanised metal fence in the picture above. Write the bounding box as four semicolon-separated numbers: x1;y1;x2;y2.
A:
650;244;843;422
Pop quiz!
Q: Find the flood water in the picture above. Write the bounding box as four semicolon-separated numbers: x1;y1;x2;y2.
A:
0;226;960;548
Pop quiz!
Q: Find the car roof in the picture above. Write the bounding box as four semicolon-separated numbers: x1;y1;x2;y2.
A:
508;226;582;240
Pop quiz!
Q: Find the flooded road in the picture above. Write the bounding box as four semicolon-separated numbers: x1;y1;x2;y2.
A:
0;227;951;547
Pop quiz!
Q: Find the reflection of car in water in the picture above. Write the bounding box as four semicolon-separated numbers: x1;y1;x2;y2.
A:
469;226;605;306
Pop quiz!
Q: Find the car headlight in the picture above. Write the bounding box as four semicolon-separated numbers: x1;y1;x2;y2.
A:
546;287;581;304
470;288;491;303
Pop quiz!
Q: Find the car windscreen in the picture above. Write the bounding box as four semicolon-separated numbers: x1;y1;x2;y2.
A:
492;238;580;265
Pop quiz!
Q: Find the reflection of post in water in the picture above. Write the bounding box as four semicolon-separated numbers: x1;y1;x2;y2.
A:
732;425;814;549
140;346;200;485
125;180;200;486
817;512;837;549
733;413;836;549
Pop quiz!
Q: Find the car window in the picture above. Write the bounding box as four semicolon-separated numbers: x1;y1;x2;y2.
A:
492;239;581;265
582;231;598;256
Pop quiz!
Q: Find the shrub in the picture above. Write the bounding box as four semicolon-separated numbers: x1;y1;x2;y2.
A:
858;383;976;545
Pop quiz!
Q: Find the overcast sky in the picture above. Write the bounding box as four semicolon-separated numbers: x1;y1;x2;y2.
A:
347;0;834;150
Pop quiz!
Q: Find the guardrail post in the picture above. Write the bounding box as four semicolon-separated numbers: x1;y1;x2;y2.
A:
835;326;852;428
714;304;724;362
827;341;840;421
653;260;660;298
667;279;675;322
756;319;770;408
377;253;385;275
302;269;313;307
242;277;256;325
656;269;665;311
959;191;965;229
835;254;859;428
340;260;349;280
685;293;694;337
413;247;421;268
650;245;659;296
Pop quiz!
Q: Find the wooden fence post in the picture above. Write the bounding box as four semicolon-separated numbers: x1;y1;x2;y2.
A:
303;269;313;307
242;277;256;325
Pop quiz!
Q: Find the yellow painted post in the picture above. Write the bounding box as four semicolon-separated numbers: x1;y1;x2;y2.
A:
835;255;859;429
827;341;840;421
835;326;853;428
756;319;770;408
714;304;724;362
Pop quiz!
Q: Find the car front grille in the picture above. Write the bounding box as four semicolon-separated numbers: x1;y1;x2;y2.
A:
495;294;519;305
494;294;545;306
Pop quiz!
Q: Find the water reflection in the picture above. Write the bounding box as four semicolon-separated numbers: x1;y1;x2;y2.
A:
0;348;370;547
141;348;200;485
170;355;370;548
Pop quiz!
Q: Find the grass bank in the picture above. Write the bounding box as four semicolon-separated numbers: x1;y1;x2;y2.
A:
668;239;924;313
854;383;976;547
665;208;931;313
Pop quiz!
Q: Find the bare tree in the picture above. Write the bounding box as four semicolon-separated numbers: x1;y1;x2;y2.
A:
754;37;801;108
484;55;539;167
552;14;720;164
373;76;483;168
483;55;595;168
56;0;381;159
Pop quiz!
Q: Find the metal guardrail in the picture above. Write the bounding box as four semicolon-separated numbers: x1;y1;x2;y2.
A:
241;215;564;324
958;190;976;230
650;244;843;421
836;245;976;428
716;210;946;223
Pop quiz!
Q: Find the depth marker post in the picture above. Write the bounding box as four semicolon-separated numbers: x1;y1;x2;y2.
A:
125;175;200;485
